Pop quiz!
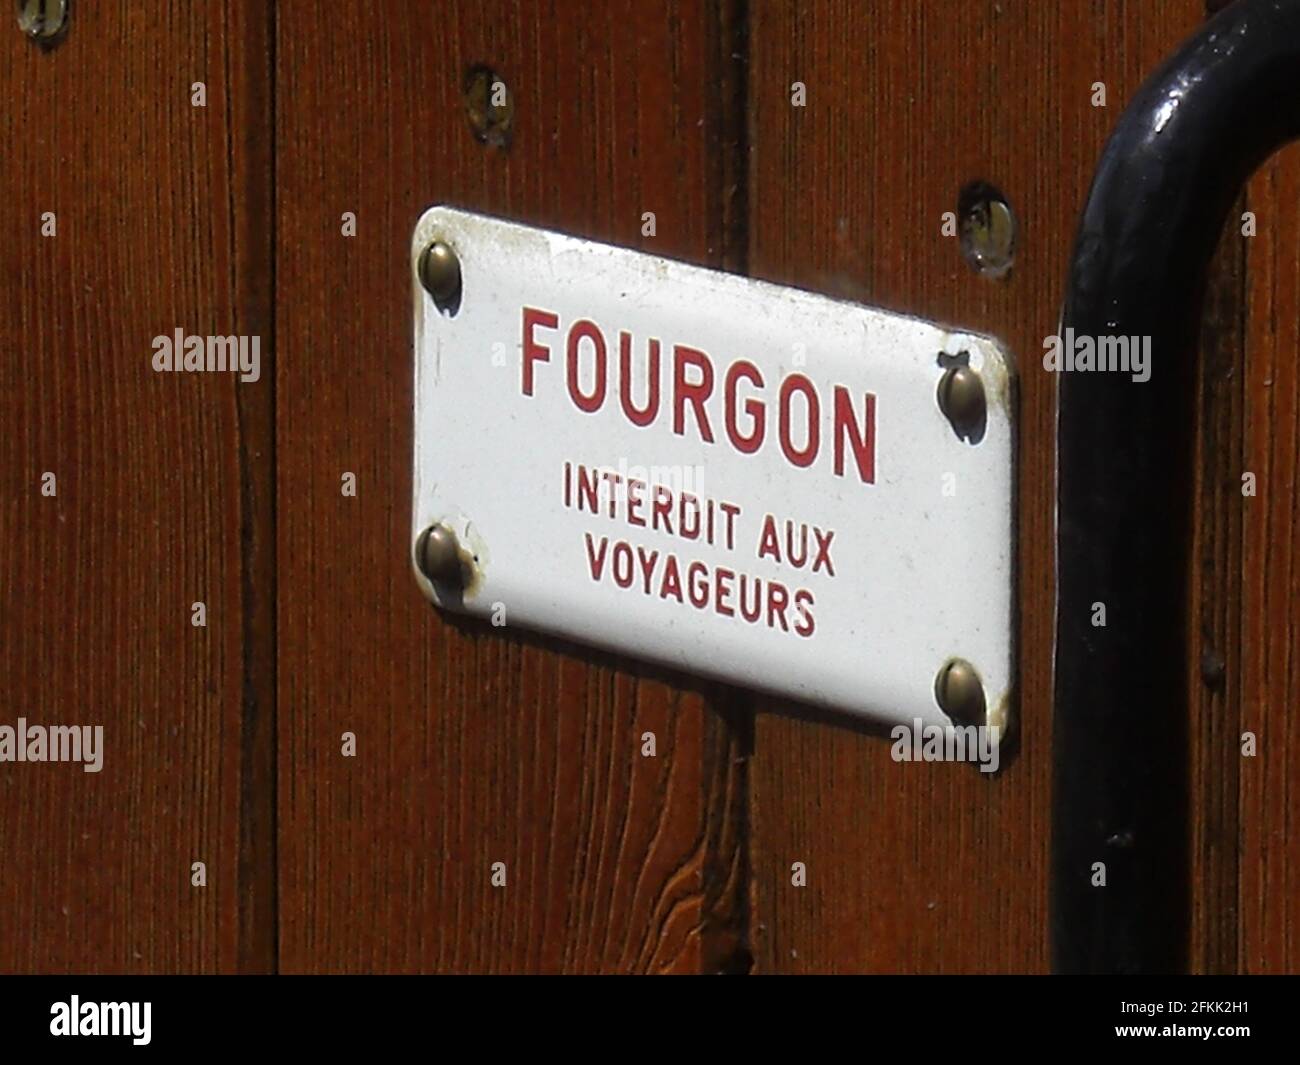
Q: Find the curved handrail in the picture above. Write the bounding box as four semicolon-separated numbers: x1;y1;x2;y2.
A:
1053;0;1300;973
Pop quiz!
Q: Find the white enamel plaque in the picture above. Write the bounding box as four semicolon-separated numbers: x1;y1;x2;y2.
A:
413;207;1014;731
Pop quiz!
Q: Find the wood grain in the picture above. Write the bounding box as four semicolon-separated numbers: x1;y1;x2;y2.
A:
3;0;1296;977
274;0;749;973
1188;192;1246;975
0;2;272;972
744;0;1202;973
1239;145;1300;973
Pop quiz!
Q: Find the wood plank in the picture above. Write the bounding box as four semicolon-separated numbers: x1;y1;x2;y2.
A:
745;0;1202;972
274;0;749;973
0;1;272;972
1239;145;1300;972
1187;194;1246;975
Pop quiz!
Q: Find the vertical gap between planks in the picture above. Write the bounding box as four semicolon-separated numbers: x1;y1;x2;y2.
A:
233;0;279;975
700;0;755;975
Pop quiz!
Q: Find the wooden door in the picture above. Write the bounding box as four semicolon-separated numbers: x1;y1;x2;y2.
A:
2;0;1296;974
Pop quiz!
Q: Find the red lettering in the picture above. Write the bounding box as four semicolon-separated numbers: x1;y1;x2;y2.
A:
626;478;647;527
611;540;634;588
767;580;791;631
673;345;715;441
812;527;836;576
686;562;709;609
599;469;623;518
577;466;599;513
680;493;701;540
793;589;815;637
834;387;876;484
779;373;819;467
584;533;609;579
521;307;558;396
651;484;674;534
567;319;607;413
785;521;808;568
720;502;740;551
636;546;659;593
620;332;660;427
659;556;684;602
715;568;736;617
544;317;879;489
756;514;780;563
724;360;765;454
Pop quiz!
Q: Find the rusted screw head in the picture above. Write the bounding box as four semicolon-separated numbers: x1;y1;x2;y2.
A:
416;524;464;587
934;657;986;726
418;240;462;312
17;0;67;41
937;365;986;438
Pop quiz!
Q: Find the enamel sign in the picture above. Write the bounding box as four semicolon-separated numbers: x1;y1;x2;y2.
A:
412;207;1014;731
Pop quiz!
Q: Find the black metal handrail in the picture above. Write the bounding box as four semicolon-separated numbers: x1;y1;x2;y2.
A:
1053;0;1300;973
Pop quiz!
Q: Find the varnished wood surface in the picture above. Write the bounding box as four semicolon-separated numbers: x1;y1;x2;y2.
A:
0;2;273;972
744;0;1207;973
1239;146;1300;973
274;0;748;973
1;0;1296;975
1189;193;1247;974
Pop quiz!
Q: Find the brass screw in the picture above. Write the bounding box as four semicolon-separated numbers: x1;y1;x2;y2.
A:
418;240;462;312
934;657;986;726
17;0;67;42
937;364;986;438
416;524;464;587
